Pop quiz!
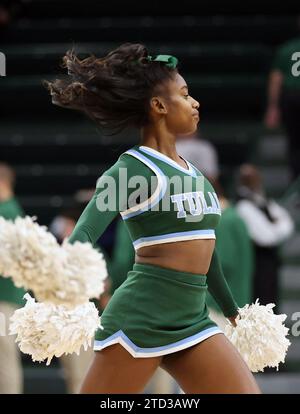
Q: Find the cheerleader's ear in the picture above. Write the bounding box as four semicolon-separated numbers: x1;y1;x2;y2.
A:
149;96;168;115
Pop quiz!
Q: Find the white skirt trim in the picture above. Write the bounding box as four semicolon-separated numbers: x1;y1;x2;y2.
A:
93;326;223;358
120;149;167;220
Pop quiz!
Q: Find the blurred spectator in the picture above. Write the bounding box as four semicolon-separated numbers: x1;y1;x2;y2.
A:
0;1;27;28
206;178;254;330
49;206;110;393
0;162;25;394
264;25;300;180
0;5;10;27
49;207;82;243
235;164;294;310
176;131;219;181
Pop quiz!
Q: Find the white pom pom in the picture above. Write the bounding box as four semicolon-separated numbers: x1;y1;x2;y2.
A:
58;239;108;304
0;216;107;305
0;216;60;289
9;294;102;365
225;299;291;372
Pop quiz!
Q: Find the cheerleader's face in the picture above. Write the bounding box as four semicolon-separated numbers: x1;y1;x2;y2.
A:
150;73;200;136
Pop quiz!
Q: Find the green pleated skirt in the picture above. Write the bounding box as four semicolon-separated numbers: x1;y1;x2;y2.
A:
94;263;223;357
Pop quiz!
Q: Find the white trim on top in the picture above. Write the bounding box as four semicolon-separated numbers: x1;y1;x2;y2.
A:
139;146;197;177
94;326;223;358
120;149;168;220
132;229;216;250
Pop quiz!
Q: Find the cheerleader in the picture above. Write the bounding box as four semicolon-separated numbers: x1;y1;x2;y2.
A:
43;43;261;394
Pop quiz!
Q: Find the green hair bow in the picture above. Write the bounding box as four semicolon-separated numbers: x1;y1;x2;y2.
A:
146;54;178;68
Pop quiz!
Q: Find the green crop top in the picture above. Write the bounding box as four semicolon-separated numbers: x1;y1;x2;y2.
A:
68;145;239;317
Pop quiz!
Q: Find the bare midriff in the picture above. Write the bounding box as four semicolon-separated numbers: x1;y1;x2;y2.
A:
135;239;215;275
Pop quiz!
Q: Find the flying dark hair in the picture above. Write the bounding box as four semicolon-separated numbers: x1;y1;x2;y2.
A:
43;43;178;134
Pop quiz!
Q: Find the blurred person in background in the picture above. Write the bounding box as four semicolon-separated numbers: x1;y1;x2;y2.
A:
264;20;300;180
0;162;25;394
235;164;294;310
0;4;10;27
0;0;27;28
206;178;254;330
175;130;219;182
49;205;111;393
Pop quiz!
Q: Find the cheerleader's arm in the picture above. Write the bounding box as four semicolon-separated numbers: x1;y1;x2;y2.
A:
206;248;239;318
68;159;128;246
